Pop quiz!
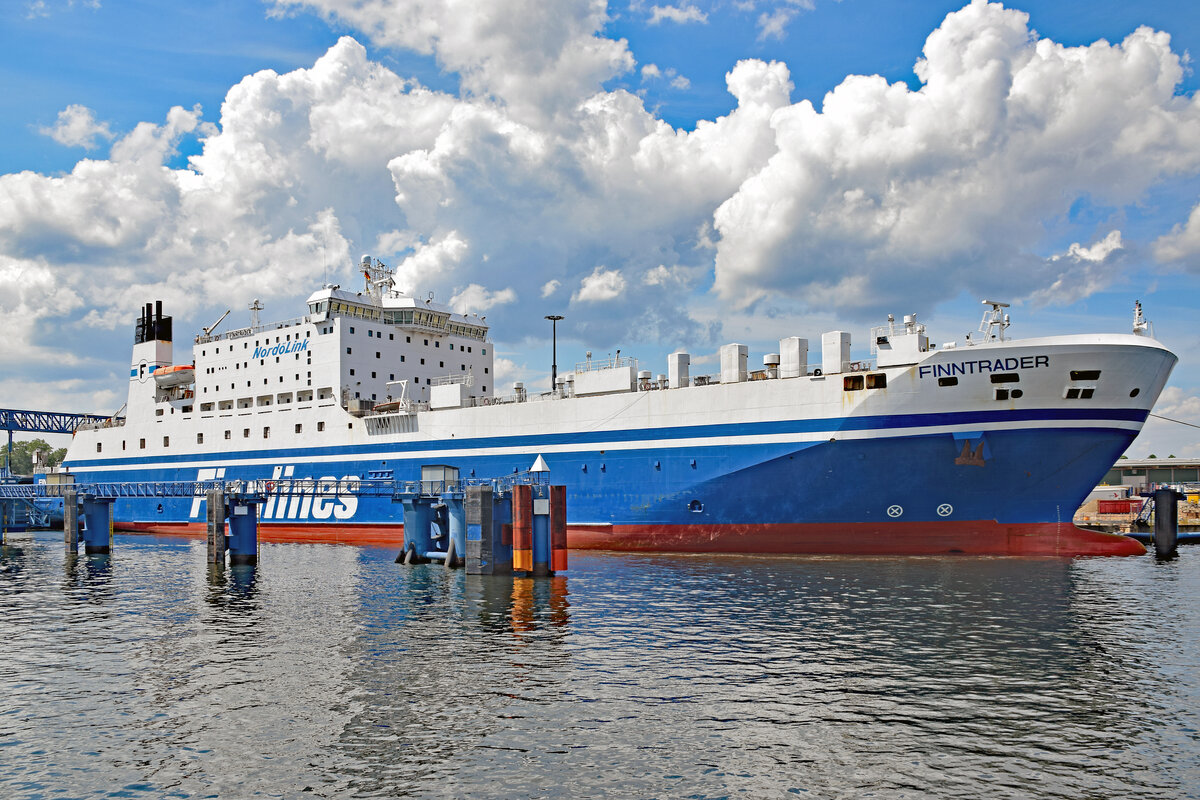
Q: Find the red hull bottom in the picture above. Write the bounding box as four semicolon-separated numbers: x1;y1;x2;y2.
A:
118;519;1144;557
569;521;1145;556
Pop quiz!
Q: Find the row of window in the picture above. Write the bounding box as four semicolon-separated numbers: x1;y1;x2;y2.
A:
843;373;887;391
204;372;313;392
311;300;487;340
98;421;338;452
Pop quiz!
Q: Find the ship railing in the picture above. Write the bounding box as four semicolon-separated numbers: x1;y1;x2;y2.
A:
431;374;475;387
0;474;553;501
841;359;876;373
74;417;126;432
194;315;310;344
574;355;638;373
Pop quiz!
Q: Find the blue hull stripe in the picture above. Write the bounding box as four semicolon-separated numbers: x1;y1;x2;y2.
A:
68;405;1148;470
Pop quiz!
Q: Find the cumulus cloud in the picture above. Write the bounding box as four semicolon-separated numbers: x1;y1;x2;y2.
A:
649;4;708;25
713;1;1200;313
1154;200;1200;264
572;266;627;302
1028;230;1125;306
40;104;114;150
757;9;794;41
270;0;634;122
3;1;1200;410
449;282;516;314
640;62;691;90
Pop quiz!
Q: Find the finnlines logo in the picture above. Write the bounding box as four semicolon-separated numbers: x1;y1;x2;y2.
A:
253;340;308;359
189;466;360;520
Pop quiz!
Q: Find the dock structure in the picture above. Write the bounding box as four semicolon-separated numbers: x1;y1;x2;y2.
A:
0;466;568;577
392;465;568;576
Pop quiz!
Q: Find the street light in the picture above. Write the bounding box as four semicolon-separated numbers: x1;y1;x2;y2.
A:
545;314;564;391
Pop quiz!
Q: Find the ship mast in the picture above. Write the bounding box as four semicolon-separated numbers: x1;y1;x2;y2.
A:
360;254;396;302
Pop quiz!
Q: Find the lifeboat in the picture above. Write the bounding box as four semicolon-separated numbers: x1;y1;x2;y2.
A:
153;364;195;387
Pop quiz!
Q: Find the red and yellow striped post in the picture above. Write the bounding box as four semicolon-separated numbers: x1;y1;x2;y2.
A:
512;483;533;573
550;484;567;572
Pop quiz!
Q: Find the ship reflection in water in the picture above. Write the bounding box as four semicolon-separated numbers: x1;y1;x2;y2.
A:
0;530;1197;799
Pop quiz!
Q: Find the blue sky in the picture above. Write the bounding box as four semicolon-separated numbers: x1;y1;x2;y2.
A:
2;0;1199;456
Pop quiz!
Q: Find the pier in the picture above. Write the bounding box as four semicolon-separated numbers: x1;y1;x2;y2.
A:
0;466;567;575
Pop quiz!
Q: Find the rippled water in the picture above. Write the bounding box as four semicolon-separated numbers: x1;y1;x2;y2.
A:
1;531;1198;799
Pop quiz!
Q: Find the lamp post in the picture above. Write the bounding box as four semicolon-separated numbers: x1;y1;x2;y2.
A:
545;314;563;391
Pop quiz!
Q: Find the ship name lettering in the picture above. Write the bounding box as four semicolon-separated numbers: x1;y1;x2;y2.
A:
918;355;1049;379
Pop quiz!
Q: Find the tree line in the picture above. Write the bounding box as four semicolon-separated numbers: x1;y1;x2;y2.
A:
3;438;68;475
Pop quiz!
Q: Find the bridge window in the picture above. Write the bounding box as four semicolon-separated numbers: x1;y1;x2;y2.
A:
843;375;864;391
866;373;887;389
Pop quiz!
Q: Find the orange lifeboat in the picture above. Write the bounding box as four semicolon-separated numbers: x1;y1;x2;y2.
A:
153;364;196;388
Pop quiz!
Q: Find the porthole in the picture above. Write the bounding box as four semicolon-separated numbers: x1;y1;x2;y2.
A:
1011;389;1023;399
1130;388;1141;398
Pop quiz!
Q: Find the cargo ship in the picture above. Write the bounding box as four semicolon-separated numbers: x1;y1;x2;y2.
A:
63;257;1176;556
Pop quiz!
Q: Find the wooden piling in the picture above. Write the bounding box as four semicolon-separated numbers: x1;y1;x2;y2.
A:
63;488;79;550
206;488;225;564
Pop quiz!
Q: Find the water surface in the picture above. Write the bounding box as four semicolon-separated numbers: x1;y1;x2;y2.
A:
1;531;1197;798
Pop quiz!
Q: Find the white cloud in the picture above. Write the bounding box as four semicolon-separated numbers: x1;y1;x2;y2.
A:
1154;200;1200;264
270;0;634;122
671;75;691;90
713;1;1200;312
449;283;516;314
40;105;114;150
649;4;708;25
1028;230;1125;306
757;9;794;41
4;2;1200;410
394;232;469;295
572;266;627;302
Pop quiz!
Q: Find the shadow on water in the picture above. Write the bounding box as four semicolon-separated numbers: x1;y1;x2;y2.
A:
60;552;116;606
205;562;260;609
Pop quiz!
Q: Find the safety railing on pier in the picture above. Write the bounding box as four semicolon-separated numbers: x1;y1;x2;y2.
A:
0;472;550;501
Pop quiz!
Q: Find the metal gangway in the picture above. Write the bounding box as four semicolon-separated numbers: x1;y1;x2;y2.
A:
0;407;123;479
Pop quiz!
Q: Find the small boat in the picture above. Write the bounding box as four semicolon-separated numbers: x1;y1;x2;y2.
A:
152;364;195;387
